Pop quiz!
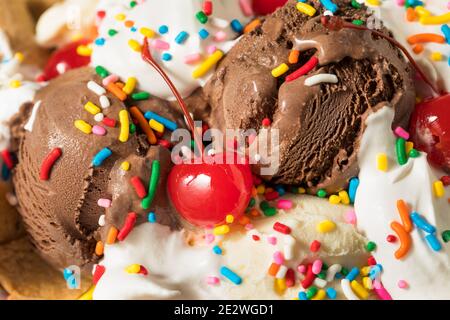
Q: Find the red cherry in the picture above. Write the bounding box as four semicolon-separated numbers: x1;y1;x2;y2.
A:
167;153;253;227
252;0;288;15
409;93;450;172
39;39;91;81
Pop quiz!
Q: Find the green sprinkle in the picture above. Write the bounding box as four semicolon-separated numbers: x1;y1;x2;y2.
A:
366;241;377;252
190;139;195;150
317;271;327;280
142;160;160;209
396;138;407;165
442;230;450;243
321;263;329;271
108;29;118;37
409;148;420;158
340;267;349;276
248;197;256;208
130;1;137;8
129;123;136;134
352;19;364;26
259;201;270;210
317;189;327;198
196;11;208;24
351;0;361;9
306;286;318;300
95;65;109;78
132;92;151;100
263;207;277;217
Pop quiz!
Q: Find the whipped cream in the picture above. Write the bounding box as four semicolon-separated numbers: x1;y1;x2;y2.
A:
355;106;450;300
91;0;251;100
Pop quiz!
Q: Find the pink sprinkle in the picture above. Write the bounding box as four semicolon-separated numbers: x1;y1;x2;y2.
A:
396;0;405;5
373;280;393;300
297;264;306;274
205;234;215;244
206;45;217;55
92;125;106;136
276;199;293;210
152;39;170;50
344;209;357;225
184;53;202;65
245;223;254;230
97;198;111;208
214;31;227;42
207;276;220;285
239;0;254;16
267;236;277;245
102;74;119;86
273;251;284;264
312;260;323;275
398;280;408;289
448;1;450;10
394;126;410;140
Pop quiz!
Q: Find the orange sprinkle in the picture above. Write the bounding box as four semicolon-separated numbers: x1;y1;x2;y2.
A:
391;221;411;259
265;187;274;194
244;19;261;33
407;33;445;45
129;106;157;144
288;50;300;64
106;226;119;244
406;7;416;22
239;215;251;225
412;44;424;54
115;82;125;89
106;83;127;101
251;186;257;197
268;263;280;276
250;208;260;217
124;20;134;28
95;241;104;256
396;199;413;232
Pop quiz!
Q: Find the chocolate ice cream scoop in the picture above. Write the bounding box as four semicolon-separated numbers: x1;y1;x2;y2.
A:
193;0;415;192
12;67;183;269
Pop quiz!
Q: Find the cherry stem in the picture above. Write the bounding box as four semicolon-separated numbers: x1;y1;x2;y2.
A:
321;16;442;96
141;38;203;156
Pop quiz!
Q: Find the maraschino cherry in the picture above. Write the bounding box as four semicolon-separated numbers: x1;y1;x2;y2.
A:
252;0;288;15
37;39;91;82
141;39;253;227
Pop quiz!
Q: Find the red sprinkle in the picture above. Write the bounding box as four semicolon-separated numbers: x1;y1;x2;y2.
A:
96;10;106;19
1;150;14;169
103;117;116;127
441;175;450;186
158;139;172;149
39;148;62;180
285;268;296;287
252;175;262;185
261;118;271;127
265;191;279;201
203;0;213;15
310;240;321;252
386;234;397;243
117;212;137;241
252;234;260;241
273;222;291;234
301;264;315;289
285;56;319;82
138;265;149;275
368;255;377;266
130;176;147;198
93;265;106;285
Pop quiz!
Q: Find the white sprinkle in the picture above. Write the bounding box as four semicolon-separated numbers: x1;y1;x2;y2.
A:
56;62;68;75
87;81;106;96
98;215;106;226
94;113;104;122
323;10;334;16
341;279;360;300
326;264;342;282
283;244;294;260
275;265;288;279
304;73;338;87
313;278;328;288
99;95;110;108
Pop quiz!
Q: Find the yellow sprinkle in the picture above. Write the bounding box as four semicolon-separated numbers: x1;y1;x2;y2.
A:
71;32;83;42
360;266;371;276
14;52;24;62
433;180;445;198
351;280;369;299
149;119;164;133
115;13;126;21
140;27;155;38
362;277;373;290
125;264;141;274
213;225;230;235
84;101;101;115
78;286;95;300
420;12;450;25
121;161;130;171
311;289;327;300
339;190;350;205
128;39;141;52
74;120;92;134
274;278;286;295
296;2;316;16
119;110;130;143
414;6;431;17
192;50;224;79
377;153;388;172
76;44;92;57
298;187;306;194
226;214;234;224
123;77;137;95
430;52;443;61
366;0;380;6
329;195;341;205
256;184;266;194
405;141;414;155
316;220;336;233
9;80;21;88
271;63;289;78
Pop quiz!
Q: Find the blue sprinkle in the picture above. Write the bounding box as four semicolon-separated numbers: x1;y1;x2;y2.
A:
198;28;210;39
213;245;223;255
298;291;308;300
334;272;343;279
144;111;178;131
348;177;359;203
298;0;307;2
448;56;450;67
148;212;156;223
1;163;10;181
63;268;73;280
410;212;436;234
441;24;450;45
95;37;106;46
162;53;172;61
275;185;286;196
369;264;383;280
159;25;169;34
406;0;423;7
220;266;242;285
425;233;442;252
320;0;338;13
175;31;189;44
345;267;360;281
326;288;337;299
92;148;112;167
67;276;78;289
130;27;137;32
230;19;243;33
